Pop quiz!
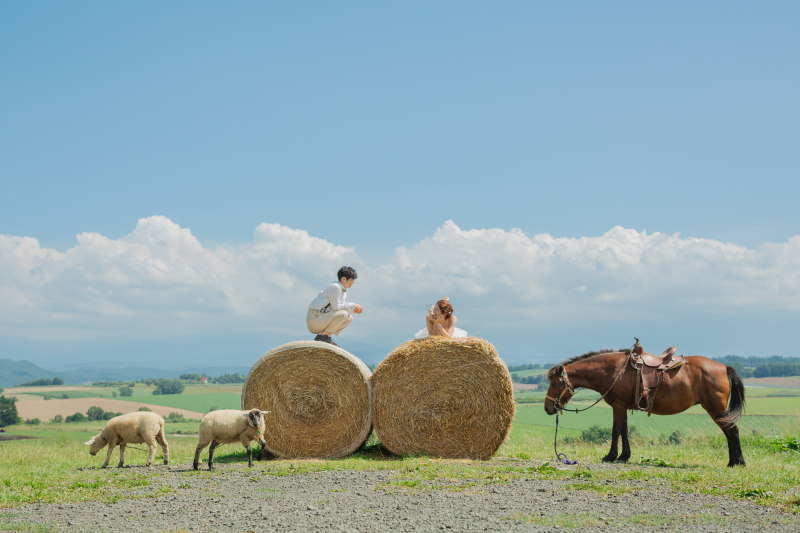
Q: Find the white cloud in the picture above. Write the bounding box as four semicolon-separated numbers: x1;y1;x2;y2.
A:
0;217;798;341
0;216;360;337
368;221;800;329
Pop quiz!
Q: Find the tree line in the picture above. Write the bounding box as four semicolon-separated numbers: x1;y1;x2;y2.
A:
714;355;800;379
17;377;64;387
507;363;553;372
511;373;548;385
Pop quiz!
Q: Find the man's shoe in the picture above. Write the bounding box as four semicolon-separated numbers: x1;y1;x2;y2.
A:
313;334;338;347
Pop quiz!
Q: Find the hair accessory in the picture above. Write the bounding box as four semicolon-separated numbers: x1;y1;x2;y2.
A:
442;297;449;301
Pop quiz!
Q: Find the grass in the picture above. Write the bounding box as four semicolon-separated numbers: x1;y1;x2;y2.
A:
4;421;202;442
2;430;799;509
0;524;54;532
2;384;799;512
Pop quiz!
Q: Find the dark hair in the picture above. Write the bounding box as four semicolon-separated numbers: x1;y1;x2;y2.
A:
337;266;358;281
437;299;453;319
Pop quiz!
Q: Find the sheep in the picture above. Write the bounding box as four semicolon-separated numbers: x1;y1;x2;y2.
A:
85;411;169;468
193;409;270;470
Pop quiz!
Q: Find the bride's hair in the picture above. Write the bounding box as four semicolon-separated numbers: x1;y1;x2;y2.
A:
437;299;453;319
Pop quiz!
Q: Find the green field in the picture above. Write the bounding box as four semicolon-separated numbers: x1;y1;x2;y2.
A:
12;384;242;413
513;385;800;440
120;390;241;412
514;401;800;442
509;368;548;378
6;384;799;447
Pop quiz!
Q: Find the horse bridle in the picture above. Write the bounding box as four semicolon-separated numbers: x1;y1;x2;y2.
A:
545;368;575;415
545;339;638;415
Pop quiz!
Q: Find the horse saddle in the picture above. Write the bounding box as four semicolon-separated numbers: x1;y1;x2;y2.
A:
631;345;685;415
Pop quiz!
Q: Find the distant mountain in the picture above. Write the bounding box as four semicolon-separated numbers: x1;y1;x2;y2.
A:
0;358;175;387
0;358;263;387
0;359;55;388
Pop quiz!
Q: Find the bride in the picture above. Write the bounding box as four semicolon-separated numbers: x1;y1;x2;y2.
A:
415;298;468;339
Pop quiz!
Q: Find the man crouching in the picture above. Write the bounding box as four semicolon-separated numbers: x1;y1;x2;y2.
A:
306;266;363;347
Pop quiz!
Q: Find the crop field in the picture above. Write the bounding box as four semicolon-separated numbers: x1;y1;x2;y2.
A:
14;398;204;422
744;377;800;388
5;384;242;419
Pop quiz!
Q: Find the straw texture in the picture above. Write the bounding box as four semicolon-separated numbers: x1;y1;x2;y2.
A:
241;341;372;459
371;337;514;460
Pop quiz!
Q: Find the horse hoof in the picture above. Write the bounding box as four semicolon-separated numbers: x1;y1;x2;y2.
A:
601;456;617;463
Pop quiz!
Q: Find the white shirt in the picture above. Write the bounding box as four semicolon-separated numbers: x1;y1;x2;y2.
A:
308;281;356;314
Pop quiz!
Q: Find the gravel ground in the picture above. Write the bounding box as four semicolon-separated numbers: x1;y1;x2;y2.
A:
1;461;798;533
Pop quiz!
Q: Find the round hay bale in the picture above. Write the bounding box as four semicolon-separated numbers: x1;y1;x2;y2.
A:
371;337;514;460
241;341;372;459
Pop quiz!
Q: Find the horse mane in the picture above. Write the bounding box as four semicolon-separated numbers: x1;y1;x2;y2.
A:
545;348;631;381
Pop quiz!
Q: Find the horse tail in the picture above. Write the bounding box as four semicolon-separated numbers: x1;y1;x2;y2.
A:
717;366;746;427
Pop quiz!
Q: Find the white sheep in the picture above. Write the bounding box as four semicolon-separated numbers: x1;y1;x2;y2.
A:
85;411;169;468
193;409;270;470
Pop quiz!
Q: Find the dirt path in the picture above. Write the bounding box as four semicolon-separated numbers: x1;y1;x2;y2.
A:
1;461;796;532
15;398;204;421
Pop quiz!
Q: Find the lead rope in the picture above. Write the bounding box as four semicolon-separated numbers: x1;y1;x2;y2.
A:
554;414;577;465
551;340;639;464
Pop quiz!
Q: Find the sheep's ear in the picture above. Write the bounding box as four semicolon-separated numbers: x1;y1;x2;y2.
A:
85;438;96;445
260;410;271;415
241;413;249;417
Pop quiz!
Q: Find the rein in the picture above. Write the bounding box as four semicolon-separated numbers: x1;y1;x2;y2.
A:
547;342;636;465
553;415;577;465
545;349;632;415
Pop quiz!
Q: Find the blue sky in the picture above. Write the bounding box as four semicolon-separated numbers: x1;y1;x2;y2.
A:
1;3;799;368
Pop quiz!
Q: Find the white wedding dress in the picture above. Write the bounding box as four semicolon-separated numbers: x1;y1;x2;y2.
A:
414;324;468;340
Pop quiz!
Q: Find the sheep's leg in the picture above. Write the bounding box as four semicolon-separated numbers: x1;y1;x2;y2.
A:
193;444;206;471
145;438;157;467
102;442;116;469
156;430;169;465
246;444;254;467
257;438;268;461
207;440;219;471
117;444;127;467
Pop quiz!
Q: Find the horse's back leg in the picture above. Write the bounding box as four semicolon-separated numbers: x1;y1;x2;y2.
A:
702;400;745;467
722;424;745;467
701;366;746;467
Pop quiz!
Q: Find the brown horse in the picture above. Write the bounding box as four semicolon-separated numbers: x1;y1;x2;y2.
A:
543;346;746;467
